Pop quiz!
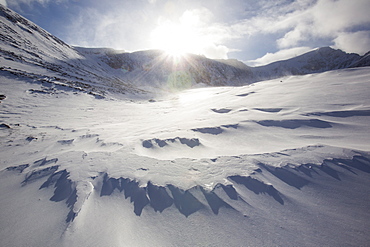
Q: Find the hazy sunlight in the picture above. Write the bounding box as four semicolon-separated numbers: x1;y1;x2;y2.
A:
150;14;206;57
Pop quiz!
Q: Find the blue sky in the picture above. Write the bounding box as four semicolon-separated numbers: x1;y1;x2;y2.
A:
2;0;370;65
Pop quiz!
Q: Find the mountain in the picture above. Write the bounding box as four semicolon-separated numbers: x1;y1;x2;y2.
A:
0;5;142;97
0;4;252;95
75;47;254;89
1;5;370;247
251;46;363;81
75;45;369;91
1;5;369;97
349;50;370;68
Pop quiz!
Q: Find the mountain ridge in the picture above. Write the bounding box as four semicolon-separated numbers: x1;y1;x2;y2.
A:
1;4;369;95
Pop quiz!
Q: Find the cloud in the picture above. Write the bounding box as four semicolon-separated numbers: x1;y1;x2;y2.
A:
1;0;7;6
310;0;370;36
248;0;370;51
276;24;312;48
8;0;64;7
180;8;214;27
149;8;236;59
231;0;316;36
64;4;158;51
334;31;370;55
245;46;313;66
202;44;229;59
225;0;370;63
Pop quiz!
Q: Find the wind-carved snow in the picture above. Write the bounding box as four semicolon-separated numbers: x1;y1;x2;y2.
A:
4;143;370;229
1;67;370;223
2;71;370;246
142;137;201;148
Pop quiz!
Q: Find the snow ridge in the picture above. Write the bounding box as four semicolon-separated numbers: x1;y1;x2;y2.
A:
5;147;370;222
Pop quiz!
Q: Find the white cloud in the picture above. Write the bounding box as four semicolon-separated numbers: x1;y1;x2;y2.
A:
234;0;370;62
271;0;370;49
149;8;236;59
202;44;229;59
180;8;214;26
277;24;312;48
65;5;157;52
8;0;64;7
246;47;313;66
0;0;7;6
231;0;315;36
311;0;370;36
334;31;370;55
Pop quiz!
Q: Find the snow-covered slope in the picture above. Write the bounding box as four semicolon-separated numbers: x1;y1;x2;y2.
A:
0;5;143;96
1;4;370;247
349;50;370;68
1;66;370;246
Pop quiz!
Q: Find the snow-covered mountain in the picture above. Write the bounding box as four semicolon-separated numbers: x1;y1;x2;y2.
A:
75;47;255;89
0;5;145;97
0;4;252;94
252;46;363;81
1;5;369;96
1;5;370;247
75;45;369;90
349;50;370;68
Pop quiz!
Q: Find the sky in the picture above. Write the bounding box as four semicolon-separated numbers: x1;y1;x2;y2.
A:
2;0;370;66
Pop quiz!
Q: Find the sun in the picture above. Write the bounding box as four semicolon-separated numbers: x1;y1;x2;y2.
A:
150;16;204;57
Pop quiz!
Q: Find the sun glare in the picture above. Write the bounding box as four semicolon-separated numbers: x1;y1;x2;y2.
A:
150;15;205;57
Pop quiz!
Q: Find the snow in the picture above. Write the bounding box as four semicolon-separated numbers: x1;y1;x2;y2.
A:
1;5;370;247
1;66;370;246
